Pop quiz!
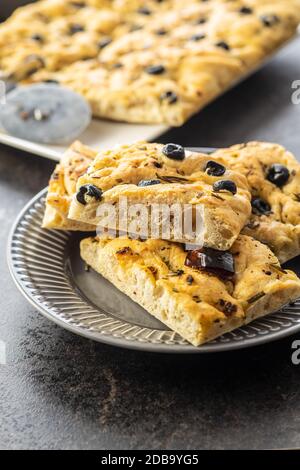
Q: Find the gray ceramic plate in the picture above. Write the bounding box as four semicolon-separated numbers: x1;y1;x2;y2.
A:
7;148;300;353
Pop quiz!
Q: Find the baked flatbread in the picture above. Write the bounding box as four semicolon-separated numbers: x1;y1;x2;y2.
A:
213;142;300;263
1;1;299;125
42;140;96;231
80;234;300;346
68;141;251;250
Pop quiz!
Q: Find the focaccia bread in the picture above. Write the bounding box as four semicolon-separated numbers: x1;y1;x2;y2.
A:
212;142;300;264
42;140;96;231
80;234;300;346
0;0;169;80
68;141;251;250
1;1;299;125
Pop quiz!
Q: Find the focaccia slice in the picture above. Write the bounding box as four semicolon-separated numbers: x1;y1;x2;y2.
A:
68;142;251;250
42;140;96;231
212;142;300;263
80;234;300;346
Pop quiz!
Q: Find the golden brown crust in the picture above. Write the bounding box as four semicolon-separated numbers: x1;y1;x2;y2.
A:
68;141;251;250
80;234;300;346
42;140;96;231
1;1;299;125
212;142;300;263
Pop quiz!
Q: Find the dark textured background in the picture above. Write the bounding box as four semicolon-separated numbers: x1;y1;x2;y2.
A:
1;2;300;450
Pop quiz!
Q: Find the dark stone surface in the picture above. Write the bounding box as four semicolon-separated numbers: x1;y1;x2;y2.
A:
0;33;300;450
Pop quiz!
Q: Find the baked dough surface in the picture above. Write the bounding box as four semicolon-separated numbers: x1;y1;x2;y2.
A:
43;140;96;231
68;141;251;250
1;0;299;125
213;142;300;263
80;234;300;346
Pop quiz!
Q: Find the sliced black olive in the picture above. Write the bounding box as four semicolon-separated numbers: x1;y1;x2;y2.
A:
155;29;167;36
162;143;185;161
31;34;44;43
190;33;206;41
260;15;279;27
251;197;271;215
43;79;60;84
239;7;253;15
185;247;235;280
69;24;85;35
160;91;178;104
205;160;226;177
137;7;152;15
138;179;161;187
216;41;231;51
196;18;207;25
70;1;86;7
213;180;237;195
98;38;112;49
145;65;165;75
266;164;290;187
76;184;103;205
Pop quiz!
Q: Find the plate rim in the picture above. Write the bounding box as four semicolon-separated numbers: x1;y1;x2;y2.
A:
7;150;300;353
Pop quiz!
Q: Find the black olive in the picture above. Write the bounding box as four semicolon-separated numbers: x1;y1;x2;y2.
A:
76;184;103;205
155;29;167;36
216;41;231;51
260;15;279;27
70;1;86;7
138;179;161;187
137;7;152;15
69;24;85;35
43;79;60;84
31;34;44;43
190;33;206;41
239;7;253;15
98;38;112;49
196;18;207;25
251;197;271;215
205;160;226;177
213;180;237;194
112;63;123;69
145;65;166;75
160;91;178;104
185;247;235;280
162;143;185;161
266;164;290;187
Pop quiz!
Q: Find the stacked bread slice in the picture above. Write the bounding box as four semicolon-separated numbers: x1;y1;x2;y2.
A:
43;140;300;346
